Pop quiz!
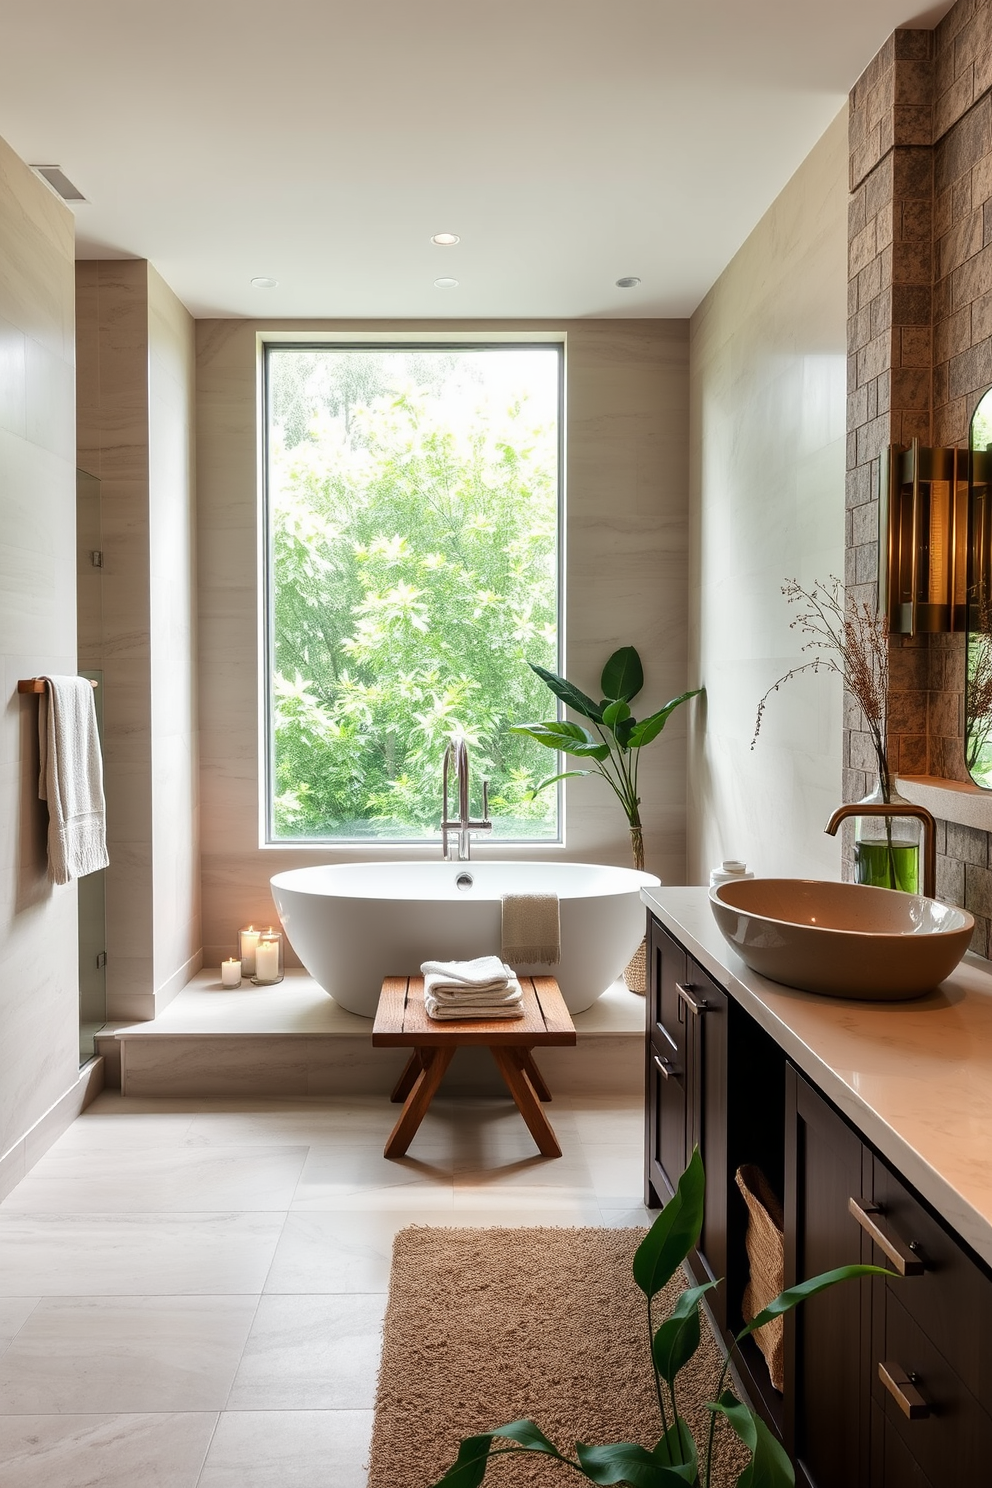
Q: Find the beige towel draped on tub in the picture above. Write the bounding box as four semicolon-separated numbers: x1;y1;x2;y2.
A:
38;675;109;885
501;893;560;965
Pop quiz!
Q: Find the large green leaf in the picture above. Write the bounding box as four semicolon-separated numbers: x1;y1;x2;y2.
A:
429;1432;498;1487
601;647;644;703
653;1417;698;1479
632;1147;705;1300
525;769;591;799
528;663;603;721
510;721;610;760
430;1421;569;1488
706;1392;794;1488
652;1282;719;1385
602;699;632;730
492;1420;569;1457
627;691;702;749
738;1264;895;1340
575;1441;694;1486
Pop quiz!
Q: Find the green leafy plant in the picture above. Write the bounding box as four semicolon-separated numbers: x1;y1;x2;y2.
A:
429;1149;893;1488
511;647;700;869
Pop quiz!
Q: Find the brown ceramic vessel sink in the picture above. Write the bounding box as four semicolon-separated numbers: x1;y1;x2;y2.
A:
709;878;974;1000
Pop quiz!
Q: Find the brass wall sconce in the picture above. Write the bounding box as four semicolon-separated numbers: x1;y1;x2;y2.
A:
881;439;968;635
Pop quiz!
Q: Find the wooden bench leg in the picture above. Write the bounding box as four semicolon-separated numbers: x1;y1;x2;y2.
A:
519;1048;552;1102
491;1047;562;1159
390;1050;423;1103
384;1047;455;1159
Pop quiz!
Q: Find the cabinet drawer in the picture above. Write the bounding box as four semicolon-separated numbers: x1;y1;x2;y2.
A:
871;1289;992;1487
648;918;684;1058
869;1157;992;1402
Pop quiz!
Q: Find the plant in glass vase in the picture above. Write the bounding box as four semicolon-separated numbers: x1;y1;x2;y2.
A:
752;576;921;894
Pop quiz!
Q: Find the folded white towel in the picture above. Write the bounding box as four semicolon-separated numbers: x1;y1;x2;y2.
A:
424;997;525;1022
420;955;510;987
425;976;523;1006
38;676;109;886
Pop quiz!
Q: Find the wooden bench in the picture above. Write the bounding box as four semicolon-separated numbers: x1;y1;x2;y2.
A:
372;974;576;1159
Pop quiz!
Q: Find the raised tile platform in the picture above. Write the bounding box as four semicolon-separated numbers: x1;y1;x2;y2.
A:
112;970;645;1099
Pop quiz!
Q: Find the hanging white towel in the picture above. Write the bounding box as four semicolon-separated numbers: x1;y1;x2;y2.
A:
38;676;109;885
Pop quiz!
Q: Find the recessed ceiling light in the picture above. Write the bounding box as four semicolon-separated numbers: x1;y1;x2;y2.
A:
251;276;278;289
431;233;460;246
434;277;459;289
615;276;641;289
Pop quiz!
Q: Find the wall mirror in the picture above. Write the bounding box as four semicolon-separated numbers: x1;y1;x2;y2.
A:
967;388;992;787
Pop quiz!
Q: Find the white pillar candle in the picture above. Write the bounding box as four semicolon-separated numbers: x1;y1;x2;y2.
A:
221;959;242;988
239;927;260;975
254;936;281;984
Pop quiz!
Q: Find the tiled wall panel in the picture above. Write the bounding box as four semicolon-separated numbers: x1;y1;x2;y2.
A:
848;6;992;954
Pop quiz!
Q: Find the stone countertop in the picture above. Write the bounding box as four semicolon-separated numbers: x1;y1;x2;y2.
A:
641;885;992;1271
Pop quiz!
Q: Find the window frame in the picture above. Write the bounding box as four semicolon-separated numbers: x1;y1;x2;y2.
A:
259;334;567;848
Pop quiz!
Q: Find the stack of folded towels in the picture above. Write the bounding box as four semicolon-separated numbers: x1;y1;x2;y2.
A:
420;955;525;1021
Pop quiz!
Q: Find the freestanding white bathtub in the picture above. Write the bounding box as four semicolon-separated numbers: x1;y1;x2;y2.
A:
270;860;660;1016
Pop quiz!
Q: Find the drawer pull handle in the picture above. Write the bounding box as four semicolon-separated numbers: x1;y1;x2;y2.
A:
878;1361;930;1420
653;1053;681;1081
848;1198;925;1276
676;982;708;1016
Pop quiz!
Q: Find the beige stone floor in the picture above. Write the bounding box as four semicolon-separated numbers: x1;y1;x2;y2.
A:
0;1088;652;1487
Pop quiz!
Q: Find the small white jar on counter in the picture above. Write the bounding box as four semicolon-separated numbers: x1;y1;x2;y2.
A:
709;860;755;889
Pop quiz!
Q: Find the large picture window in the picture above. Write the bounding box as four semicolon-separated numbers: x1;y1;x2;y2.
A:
264;342;563;843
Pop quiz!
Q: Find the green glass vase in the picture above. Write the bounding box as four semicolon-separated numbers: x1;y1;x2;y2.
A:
853;780;922;895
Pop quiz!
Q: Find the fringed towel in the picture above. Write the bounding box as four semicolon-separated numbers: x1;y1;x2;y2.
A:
501;893;560;965
38;676;109;885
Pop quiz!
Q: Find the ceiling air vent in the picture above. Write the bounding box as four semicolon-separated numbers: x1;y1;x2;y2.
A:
30;165;87;202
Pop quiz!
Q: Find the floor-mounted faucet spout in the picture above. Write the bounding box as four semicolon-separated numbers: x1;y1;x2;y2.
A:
441;739;492;861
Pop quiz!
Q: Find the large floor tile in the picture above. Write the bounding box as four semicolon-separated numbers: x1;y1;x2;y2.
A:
263;1211;398;1294
3;1146;308;1213
0;1212;286;1295
583;1140;650;1203
600;1204;655;1227
0;1413;218;1488
291;1145;454;1203
0;1296;39;1346
0;1295;258;1413
566;1098;645;1147
227;1293;385;1410
197;1409;373;1488
48;1111;198;1152
185;1095;399;1148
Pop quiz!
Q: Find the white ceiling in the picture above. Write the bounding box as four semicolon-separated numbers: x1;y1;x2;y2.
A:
0;0;953;319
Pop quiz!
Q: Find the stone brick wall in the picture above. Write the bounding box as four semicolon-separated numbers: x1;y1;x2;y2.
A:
847;3;992;954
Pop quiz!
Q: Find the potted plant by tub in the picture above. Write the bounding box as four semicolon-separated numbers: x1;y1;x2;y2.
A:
428;1149;893;1488
512;648;700;990
512;647;700;874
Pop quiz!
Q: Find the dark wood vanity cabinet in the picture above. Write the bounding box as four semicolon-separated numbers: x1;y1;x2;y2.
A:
645;911;992;1488
644;916;730;1328
787;1068;992;1488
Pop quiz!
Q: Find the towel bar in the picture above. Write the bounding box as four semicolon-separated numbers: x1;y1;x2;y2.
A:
17;678;99;693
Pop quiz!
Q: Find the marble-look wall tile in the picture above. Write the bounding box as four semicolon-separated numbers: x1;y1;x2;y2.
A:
77;263;199;1018
688;111;848;884
0;131;79;1162
196;318;689;960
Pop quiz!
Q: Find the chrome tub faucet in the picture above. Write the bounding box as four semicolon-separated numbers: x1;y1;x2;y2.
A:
441;738;492;861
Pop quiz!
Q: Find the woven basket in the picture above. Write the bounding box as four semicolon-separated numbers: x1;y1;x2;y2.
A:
622;937;647;994
735;1164;785;1392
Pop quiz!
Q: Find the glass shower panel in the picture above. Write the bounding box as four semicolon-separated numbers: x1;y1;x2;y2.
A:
76;468;107;1062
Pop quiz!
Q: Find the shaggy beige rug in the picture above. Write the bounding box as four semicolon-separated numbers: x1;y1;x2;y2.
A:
367;1226;751;1488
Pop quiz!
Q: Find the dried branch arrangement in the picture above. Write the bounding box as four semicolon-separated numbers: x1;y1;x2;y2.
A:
752;576;890;791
